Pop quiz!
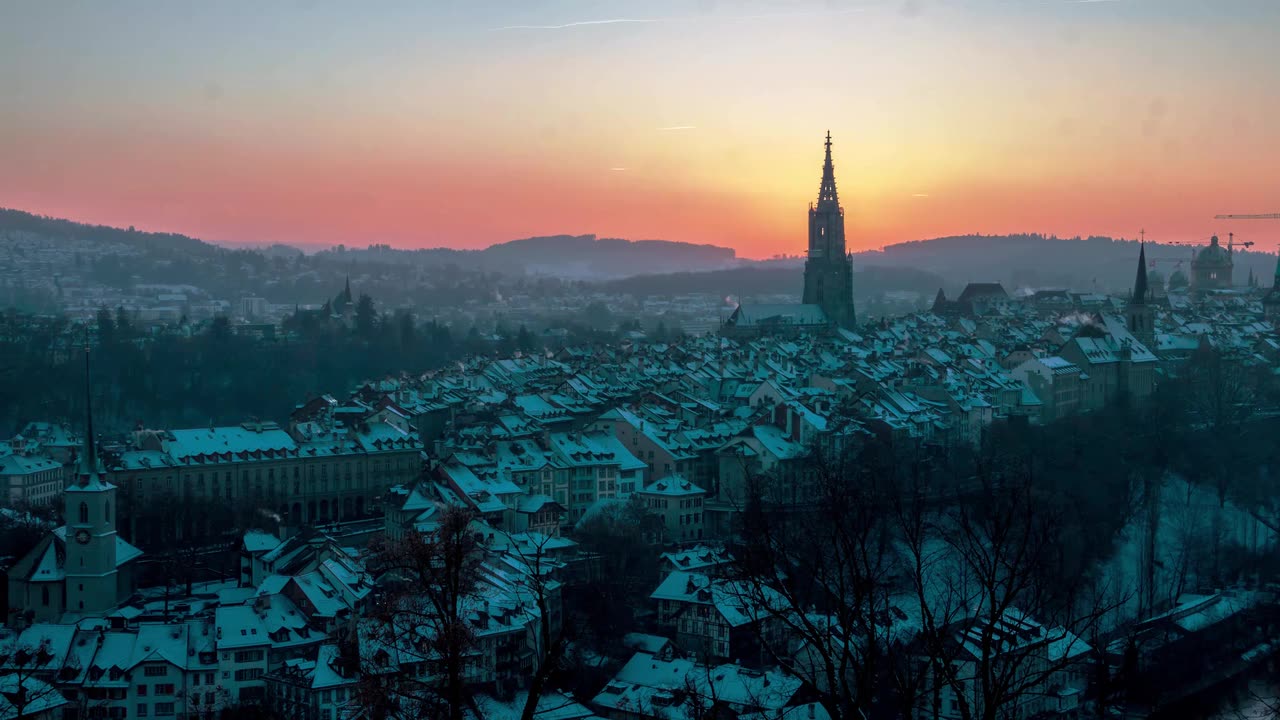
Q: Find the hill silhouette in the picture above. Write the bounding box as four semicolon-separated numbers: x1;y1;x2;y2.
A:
856;233;1277;294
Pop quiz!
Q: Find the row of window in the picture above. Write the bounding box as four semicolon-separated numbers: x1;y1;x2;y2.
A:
123;455;415;495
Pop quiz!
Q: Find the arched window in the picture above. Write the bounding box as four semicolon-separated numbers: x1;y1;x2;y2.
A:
79;502;88;524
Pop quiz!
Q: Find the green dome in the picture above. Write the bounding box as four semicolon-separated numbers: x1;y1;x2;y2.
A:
1196;236;1231;266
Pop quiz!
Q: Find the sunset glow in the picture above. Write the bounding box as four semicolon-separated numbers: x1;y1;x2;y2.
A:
3;0;1278;257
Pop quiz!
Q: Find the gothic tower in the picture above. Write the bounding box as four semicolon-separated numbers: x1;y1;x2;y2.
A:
802;132;857;328
64;344;119;615
1126;242;1155;349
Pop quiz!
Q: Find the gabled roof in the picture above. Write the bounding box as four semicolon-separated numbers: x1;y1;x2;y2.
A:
728;304;828;328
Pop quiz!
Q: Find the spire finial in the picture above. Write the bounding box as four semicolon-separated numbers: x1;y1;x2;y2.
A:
816;131;839;207
79;333;99;483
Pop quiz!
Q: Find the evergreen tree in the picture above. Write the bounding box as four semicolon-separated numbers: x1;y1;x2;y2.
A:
115;305;132;340
355;293;377;338
96;306;115;345
516;324;537;352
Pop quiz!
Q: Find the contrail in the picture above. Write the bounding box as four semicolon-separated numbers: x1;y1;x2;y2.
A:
494;18;662;31
492;6;877;32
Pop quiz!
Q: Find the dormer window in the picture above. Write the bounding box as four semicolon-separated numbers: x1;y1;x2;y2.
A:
79;502;88;524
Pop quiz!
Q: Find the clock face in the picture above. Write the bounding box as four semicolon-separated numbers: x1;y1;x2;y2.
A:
75;529;91;545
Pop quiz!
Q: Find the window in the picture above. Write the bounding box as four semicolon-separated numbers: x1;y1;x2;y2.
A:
41;585;49;605
145;665;167;677
137;685;148;696
155;702;175;716
137;705;148;717
79;501;88;524
155;684;175;695
105;500;110;522
234;649;264;663
234;668;264;682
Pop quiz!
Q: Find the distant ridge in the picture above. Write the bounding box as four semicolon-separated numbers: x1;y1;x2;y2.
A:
3;207;1276;289
855;233;1278;294
0;209;740;280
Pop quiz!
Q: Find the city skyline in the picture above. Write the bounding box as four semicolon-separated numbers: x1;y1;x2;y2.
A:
3;0;1279;258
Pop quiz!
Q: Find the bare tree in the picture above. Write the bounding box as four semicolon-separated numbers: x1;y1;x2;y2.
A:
182;684;233;720
358;505;482;720
495;530;571;720
729;440;907;720
0;636;65;720
903;455;1128;720
1186;349;1259;507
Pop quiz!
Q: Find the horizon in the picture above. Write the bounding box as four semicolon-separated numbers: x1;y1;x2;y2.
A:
3;1;1279;259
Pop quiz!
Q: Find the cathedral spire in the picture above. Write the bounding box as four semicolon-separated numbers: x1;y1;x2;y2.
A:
817;131;839;209
1132;240;1149;305
78;341;100;484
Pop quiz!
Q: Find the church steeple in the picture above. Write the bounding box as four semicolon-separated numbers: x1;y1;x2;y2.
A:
1132;241;1149;306
65;339;121;615
803;131;856;328
1126;240;1155;348
76;342;101;484
816;130;839;210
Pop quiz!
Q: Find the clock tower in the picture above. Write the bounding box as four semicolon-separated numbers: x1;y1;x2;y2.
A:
64;344;119;614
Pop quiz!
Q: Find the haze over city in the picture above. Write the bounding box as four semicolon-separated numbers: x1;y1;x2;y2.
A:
3;0;1279;257
6;3;1280;720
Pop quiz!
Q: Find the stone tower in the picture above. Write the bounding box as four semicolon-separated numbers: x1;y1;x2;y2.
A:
802;132;857;328
1126;242;1155;349
64;344;119;615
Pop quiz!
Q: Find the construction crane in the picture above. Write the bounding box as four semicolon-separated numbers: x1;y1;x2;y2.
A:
1164;233;1253;252
1215;213;1280;220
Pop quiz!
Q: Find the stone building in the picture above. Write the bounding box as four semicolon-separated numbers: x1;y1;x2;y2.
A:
1191;235;1233;292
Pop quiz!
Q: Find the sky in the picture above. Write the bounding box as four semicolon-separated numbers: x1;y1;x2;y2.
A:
2;0;1279;259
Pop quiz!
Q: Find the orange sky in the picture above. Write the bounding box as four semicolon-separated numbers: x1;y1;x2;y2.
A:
2;1;1278;258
